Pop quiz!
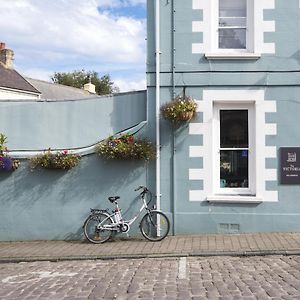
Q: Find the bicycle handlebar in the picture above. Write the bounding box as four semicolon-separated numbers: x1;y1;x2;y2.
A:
135;186;152;205
134;186;148;192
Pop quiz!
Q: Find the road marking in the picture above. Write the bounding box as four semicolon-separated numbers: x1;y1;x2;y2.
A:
178;257;187;279
2;271;78;284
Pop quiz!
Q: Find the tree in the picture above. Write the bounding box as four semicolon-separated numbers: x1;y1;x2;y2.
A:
51;69;119;95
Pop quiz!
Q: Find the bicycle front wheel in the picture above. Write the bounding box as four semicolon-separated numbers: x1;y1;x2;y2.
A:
140;211;170;241
83;212;113;244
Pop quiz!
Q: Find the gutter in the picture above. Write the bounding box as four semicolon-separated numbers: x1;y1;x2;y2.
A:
155;0;161;211
171;0;176;235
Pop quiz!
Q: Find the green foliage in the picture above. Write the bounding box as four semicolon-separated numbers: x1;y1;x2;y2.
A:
96;134;156;161
0;133;8;155
161;96;197;123
51;69;119;95
29;149;80;170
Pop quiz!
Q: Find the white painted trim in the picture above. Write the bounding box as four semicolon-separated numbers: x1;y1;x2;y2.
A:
190;190;206;201
192;21;204;32
264;168;277;181
259;191;278;202
189;123;203;135
265;146;277;158
192;43;204;54
189;89;278;202
192;0;211;53
205;53;261;59
189;169;204;180
192;0;275;55
207;195;263;203
189;146;204;157
195;100;202;112
192;0;202;10
264;123;277;135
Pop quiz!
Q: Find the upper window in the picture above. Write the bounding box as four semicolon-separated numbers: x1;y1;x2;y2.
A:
218;0;247;49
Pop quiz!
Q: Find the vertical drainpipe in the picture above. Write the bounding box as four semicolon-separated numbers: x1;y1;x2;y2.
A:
155;0;161;211
171;0;177;235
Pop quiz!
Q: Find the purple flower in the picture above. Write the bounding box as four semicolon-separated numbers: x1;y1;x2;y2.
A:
0;156;13;171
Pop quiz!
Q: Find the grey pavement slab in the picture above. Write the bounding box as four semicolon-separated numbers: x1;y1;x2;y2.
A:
0;232;299;263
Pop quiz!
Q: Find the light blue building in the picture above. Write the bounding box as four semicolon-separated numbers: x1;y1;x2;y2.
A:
147;0;300;234
0;0;299;241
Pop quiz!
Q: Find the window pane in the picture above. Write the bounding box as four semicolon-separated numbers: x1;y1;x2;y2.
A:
220;150;248;188
219;29;246;49
220;110;248;148
219;17;246;27
219;0;246;18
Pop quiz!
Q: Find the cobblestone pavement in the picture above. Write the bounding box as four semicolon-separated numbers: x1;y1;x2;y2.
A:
0;256;299;300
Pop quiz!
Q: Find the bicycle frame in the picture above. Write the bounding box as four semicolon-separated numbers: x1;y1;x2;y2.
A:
96;191;150;231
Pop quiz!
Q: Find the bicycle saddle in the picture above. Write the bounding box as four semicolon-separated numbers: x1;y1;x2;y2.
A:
108;196;120;203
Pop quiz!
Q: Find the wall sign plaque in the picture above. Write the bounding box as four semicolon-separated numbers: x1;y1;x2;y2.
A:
280;147;300;184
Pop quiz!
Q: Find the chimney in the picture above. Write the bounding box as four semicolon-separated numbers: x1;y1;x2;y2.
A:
0;43;14;69
83;82;96;94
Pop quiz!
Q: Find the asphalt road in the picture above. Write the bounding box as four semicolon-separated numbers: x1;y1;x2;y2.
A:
0;256;299;299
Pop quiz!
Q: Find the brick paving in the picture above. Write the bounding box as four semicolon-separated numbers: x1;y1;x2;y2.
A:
0;232;299;263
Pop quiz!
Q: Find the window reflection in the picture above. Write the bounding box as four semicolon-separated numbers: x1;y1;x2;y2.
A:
219;0;247;49
220;110;249;189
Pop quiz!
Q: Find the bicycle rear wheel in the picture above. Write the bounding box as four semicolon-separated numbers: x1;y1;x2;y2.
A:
140;211;170;241
83;212;113;244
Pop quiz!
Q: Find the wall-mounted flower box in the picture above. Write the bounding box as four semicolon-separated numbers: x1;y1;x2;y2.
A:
96;134;155;161
29;149;80;170
0;133;20;171
0;156;20;171
161;96;197;123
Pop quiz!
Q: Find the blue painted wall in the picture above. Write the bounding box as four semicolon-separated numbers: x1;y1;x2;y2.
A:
0;91;147;150
0;91;155;241
146;0;300;234
1;0;300;240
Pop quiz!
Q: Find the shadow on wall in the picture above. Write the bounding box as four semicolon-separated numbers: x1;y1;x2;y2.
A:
0;154;150;241
110;91;147;136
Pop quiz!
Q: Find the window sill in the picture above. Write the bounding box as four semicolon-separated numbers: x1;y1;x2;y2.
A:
206;195;263;203
205;53;261;60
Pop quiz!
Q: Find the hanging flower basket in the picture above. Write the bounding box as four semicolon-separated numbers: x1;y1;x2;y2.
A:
179;111;195;121
96;134;156;161
160;96;197;123
29;149;81;170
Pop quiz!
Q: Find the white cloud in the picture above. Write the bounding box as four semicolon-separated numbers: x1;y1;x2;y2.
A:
20;68;53;82
98;0;146;8
114;77;146;92
0;0;146;92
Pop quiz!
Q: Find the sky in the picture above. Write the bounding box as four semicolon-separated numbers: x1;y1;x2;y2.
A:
0;0;147;92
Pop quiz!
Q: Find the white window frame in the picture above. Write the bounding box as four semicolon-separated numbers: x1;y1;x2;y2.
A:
213;102;256;195
218;0;247;51
205;0;257;58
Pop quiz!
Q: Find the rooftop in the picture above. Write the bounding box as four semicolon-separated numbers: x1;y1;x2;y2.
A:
0;63;40;95
25;78;97;100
